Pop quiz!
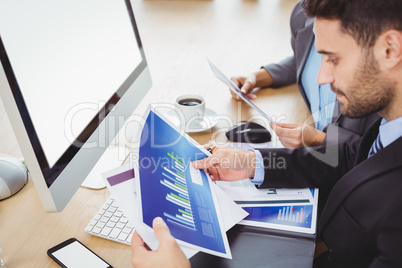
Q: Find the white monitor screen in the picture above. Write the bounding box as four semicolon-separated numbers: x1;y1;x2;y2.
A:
0;0;141;168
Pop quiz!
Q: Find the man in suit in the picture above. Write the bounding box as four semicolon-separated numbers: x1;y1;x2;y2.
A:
233;0;379;211
229;0;378;203
231;1;377;149
131;0;402;267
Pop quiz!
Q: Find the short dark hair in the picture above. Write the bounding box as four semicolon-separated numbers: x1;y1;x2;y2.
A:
302;0;402;48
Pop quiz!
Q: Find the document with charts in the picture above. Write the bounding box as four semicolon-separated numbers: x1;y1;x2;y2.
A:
239;188;318;234
132;105;235;259
216;179;317;234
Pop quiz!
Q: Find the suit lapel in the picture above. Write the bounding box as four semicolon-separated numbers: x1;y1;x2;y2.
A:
295;18;314;110
318;120;402;232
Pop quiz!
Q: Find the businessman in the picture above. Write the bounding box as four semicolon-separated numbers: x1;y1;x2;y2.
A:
131;0;402;267
227;1;379;202
230;1;378;149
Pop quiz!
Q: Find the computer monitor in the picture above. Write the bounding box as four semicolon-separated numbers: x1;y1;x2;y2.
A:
0;0;151;212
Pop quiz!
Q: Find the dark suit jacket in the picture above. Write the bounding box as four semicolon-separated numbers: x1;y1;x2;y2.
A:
313;119;402;267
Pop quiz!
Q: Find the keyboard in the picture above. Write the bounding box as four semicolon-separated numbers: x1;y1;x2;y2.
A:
84;197;134;245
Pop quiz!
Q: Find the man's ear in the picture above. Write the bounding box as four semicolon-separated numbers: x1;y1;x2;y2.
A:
380;30;402;69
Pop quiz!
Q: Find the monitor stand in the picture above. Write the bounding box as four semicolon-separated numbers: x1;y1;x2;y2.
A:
81;146;128;189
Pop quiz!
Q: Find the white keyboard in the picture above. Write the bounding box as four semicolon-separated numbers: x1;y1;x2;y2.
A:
84;197;134;245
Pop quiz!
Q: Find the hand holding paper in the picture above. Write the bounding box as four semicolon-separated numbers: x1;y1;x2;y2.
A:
192;146;257;182
131;217;190;268
229;75;258;100
207;59;273;122
126;105;249;259
230;69;275;100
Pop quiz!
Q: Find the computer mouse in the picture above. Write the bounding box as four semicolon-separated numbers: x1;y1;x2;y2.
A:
225;121;271;143
0;154;28;200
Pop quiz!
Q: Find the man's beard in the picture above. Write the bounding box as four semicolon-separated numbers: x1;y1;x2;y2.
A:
331;49;395;118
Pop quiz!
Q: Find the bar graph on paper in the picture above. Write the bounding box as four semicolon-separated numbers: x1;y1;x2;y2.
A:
278;206;305;223
241;204;314;229
161;152;196;230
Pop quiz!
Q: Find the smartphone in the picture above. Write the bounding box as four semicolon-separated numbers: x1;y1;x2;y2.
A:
47;238;113;268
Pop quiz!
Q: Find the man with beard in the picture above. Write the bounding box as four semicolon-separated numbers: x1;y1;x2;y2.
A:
226;0;381;211
131;0;402;267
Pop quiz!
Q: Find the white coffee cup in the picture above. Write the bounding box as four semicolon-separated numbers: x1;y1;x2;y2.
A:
174;94;205;127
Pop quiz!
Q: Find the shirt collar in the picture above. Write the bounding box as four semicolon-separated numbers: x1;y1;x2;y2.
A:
379;117;402;148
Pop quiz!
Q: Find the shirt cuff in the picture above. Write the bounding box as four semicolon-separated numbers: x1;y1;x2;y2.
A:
249;150;264;186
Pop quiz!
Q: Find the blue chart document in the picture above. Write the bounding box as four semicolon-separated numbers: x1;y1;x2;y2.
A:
135;106;231;258
239;188;318;234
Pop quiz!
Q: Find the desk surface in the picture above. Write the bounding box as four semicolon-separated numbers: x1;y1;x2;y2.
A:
0;0;309;267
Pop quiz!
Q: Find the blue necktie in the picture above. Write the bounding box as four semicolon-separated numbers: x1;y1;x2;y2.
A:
368;133;384;158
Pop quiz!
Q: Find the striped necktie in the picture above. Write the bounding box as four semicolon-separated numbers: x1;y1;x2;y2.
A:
368;133;384;158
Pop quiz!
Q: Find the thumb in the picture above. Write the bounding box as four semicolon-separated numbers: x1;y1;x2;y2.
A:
153;217;172;243
270;122;279;131
270;122;284;136
240;80;254;94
